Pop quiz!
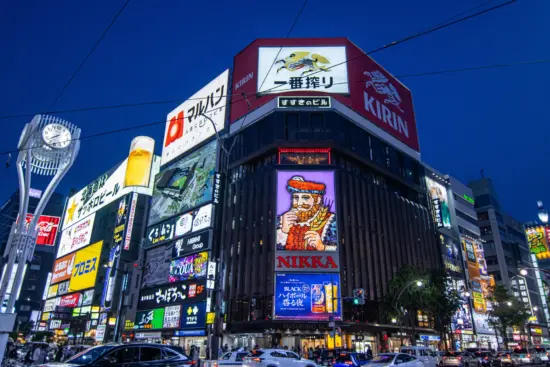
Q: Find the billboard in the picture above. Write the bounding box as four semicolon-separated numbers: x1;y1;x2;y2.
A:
180;302;206;329
169;252;209;283
142;245;172;289
472;311;494;334
138;280;206;309
59;293;81;308
274;273;341;320
172;230;212;258
425;177;451;229
69;241;103;292
162;70;229;165
451;280;474;334
276;171;338;252
149;140;217;226
163;305;181;329
526;226;550;260
134;308;165;330
25;214;60;246
57;213;95;258
51;253;76;284
257;46;348;95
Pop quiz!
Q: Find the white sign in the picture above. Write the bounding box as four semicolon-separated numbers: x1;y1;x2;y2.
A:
50;320;62;329
29;188;42;199
192;204;212;232
57;213;95;258
257;46;348;95
162;69;229;165
44;298;58;313
163;305;181;329
207;261;216;279
124;193;138;250
95;325;106;342
42;273;52;301
82;290;94;306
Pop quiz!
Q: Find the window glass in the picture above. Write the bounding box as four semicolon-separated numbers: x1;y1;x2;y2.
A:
356;354;367;361
249;351;264;357
336;355;352;362
270;351;287;358
163;349;180;360
371;355;394;364
236;353;249;361
287;352;300;359
140;347;162;362
106;347;138;364
221;353;231;360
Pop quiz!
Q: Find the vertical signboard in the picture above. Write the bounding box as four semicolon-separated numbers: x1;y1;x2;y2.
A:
425;177;451;229
526;225;550;260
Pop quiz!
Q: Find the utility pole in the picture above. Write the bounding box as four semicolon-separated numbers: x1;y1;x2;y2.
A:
0;115;80;361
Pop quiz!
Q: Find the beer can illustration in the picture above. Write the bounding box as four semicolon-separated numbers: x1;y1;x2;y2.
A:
311;284;326;313
124;136;154;187
324;282;334;313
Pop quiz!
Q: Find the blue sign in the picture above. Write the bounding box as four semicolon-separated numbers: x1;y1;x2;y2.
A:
180;302;206;329
174;329;206;336
274;273;341;320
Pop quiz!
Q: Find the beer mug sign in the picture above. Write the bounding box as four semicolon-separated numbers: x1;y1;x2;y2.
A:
125;136;154;187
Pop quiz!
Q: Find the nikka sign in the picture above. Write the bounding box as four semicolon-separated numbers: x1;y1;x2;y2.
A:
275;252;339;272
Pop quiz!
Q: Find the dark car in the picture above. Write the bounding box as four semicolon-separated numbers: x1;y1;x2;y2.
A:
37;343;194;367
333;352;371;367
473;352;494;367
315;349;353;366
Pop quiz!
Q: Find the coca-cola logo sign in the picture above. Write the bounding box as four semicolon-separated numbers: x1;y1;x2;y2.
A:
25;214;61;246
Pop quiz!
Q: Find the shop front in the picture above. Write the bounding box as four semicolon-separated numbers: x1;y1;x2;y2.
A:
419;335;441;350
388;332;410;352
476;334;498;350
350;335;377;354
173;329;208;358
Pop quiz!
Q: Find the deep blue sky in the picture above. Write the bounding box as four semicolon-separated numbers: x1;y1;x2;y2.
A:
0;0;548;222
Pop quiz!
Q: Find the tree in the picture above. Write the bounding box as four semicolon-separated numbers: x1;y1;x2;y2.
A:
487;284;530;350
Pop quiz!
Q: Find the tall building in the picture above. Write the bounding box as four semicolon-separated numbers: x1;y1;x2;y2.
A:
469;177;549;345
41;137;159;344
0;189;64;329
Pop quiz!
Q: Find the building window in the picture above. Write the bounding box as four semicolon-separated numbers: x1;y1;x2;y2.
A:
456;210;479;227
30;264;40;271
20;305;31;312
477;211;489;221
26;285;36;291
480;226;492;236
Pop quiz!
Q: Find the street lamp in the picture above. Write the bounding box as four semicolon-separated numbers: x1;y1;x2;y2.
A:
519;267;550;276
533;306;539;312
537;201;548;224
393;280;424;347
464;291;471;297
507;301;512;306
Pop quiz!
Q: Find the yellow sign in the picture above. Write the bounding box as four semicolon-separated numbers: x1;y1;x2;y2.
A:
47;284;58;298
41;312;50;321
531;327;543;335
472;291;486;313
108;317;117;326
92;306;100;313
125;320;135;330
526;226;550;260
206;312;215;324
69;241;103;292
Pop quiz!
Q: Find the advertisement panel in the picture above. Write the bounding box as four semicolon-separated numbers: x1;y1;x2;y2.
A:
149;140;217;226
25;214;60;246
169;252;208;283
425;177;451;229
526;226;550;260
163;305;181;329
47;284;58;299
69;241;103;292
139;280;206;309
472;311;494;334
59;293;81;308
172;231;212;258
276;171;338;254
451;279;474;334
142;245;172;289
175;204;213;236
274;273;341;320
275;252;339;272
181;302;206;329
440;234;463;278
57;213;95;258
257;46;348;95
134;308;165;330
162;70;229;165
145;218;175;248
57;281;69;296
51;253;76;284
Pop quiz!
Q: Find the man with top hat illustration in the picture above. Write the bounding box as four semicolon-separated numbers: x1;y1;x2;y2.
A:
276;175;337;251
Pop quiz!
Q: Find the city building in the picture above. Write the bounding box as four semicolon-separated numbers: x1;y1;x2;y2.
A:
41;137;159;344
0;189;64;330
469;176;549;345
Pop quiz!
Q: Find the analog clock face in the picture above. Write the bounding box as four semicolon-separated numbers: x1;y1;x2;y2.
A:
42;123;72;149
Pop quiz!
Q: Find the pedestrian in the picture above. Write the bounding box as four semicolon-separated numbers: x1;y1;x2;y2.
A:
308;348;313;360
366;346;373;359
224;344;229;353
55;347;63;362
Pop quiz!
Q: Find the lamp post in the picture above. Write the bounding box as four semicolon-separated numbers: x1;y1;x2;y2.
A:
393;280;423;347
0;115;80;361
537;201;548;224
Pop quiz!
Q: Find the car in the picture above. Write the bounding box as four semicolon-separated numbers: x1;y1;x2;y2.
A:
441;352;474;367
369;353;422;367
243;349;317;367
530;346;548;364
37;343;194;367
333;352;371;367
219;351;252;366
401;346;437;367
494;352;513;367
473;352;494;367
511;348;535;366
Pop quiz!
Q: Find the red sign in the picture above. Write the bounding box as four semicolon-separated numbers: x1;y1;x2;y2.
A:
276;255;338;269
59;293;80;308
230;38;419;152
25;214;60;246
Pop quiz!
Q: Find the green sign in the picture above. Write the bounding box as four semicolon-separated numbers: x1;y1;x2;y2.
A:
134;308;165;330
463;194;475;205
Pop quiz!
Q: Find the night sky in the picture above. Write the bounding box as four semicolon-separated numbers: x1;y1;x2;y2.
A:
0;0;548;222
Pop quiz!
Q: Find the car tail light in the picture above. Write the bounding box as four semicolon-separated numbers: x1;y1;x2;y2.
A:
252;358;264;363
189;361;197;366
457;357;462;360
527;354;531;358
484;357;488;361
442;357;447;360
333;359;336;364
345;361;353;365
507;355;511;359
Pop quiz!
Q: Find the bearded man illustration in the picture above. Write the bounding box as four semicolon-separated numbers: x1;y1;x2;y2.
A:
276;175;337;251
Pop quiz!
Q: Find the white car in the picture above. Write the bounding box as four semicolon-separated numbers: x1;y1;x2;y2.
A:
243;349;317;367
219;351;252;366
369;353;423;367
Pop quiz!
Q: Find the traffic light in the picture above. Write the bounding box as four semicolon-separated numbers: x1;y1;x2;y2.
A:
353;288;365;305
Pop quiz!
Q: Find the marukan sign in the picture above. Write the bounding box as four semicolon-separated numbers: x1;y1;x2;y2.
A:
275;253;339;272
59;293;81;308
25;214;61;246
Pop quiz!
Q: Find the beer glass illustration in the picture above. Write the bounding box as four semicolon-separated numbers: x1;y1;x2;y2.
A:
125;136;154;187
311;284;326;313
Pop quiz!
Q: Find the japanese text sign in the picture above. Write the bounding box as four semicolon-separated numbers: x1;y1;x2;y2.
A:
134;308;165;330
139;280;206;309
69;241;103;292
180;302;206;329
57;213;95;258
51;253;76;284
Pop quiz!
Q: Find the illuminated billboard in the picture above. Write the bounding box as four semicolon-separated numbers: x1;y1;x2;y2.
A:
138;280;206;309
257;46;348;95
450;279;474;334
276;171;338;252
51;253;76;284
526;225;550;260
69;241;103;292
142;245;172;289
274;273;341;320
57;213;95;258
169;252;208;283
162;70;229;165
149;140;217;226
134;308;165;330
425;177;451;229
24;214;60;246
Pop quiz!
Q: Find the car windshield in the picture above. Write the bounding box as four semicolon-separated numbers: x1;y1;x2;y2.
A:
66;345;115;365
336;355;352;362
445;352;462;357
534;348;546;353
371;355;394;364
475;352;491;357
514;349;528;354
249;351;264;357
